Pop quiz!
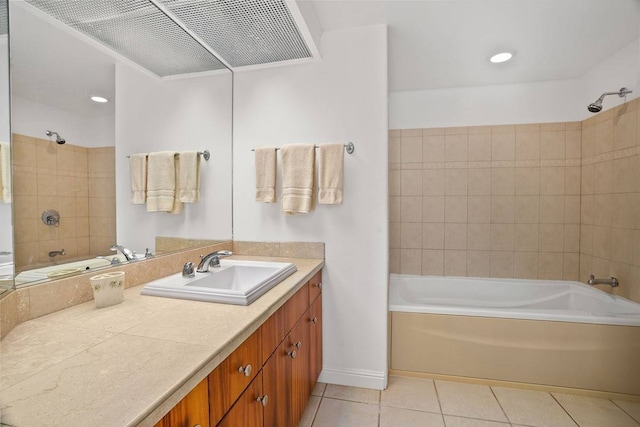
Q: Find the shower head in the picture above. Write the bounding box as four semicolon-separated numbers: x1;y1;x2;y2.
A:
45;130;65;144
587;87;632;113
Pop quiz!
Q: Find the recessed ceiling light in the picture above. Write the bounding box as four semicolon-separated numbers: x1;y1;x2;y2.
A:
90;96;108;103
489;52;514;63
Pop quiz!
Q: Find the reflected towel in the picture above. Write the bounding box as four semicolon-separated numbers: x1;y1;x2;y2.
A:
281;144;315;215
0;142;11;203
129;153;147;204
146;151;180;213
178;151;201;203
255;147;277;203
318;143;344;204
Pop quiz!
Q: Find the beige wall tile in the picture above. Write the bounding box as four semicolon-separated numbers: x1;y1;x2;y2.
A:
514;224;538;252
75;177;89;198
613;156;638;193
401;129;422;137
58;197;76;219
446;127;468;135
541;122;565;131
538;252;563;280
389;137;401;163
445;196;467;223
468;196;491;223
564;167;580;195
445;134;467;161
593;194;613;226
58;218;77;239
595;119;614;154
390;223;401;249
13;172;37;196
468;126;491;134
15;242;38;270
401;170;423;196
539;224;564;252
515;168;539;195
565;196;580;224
58;176;77;197
37;219;59;242
57;146;75;172
390;196;401;222
491;224;515;251
36;140;57;170
423;223;445;250
581;164;595;195
467;251;491;277
490;251;514;278
389;249;400;274
445;169;468;195
89;197;116;218
468;134;492;161
515;196;540;224
582;125;595;158
539;167;564;195
592;226;612;259
539;195;565;224
423;169;444;195
401;136;423;163
491;168;515;195
13;136;37;168
401;196;422;222
490;196;514;223
423;136;445;163
514;252;538;279
444;250;466;276
77;237;90;256
610;228;633;264
467;168;491;196
633;230;640;267
400;249;422;274
491;132;516;161
423;196;445;223
565;129;582;159
515;132;540;160
580;224;594;255
467;223;491;250
37;173;58;196
579;254;593;283
591;256;611;278
389;170;401;196
14;218;39;244
516;124;540;133
445;224;467;250
422;128;444;136
540;131;565;160
422;250;444;275
580;194;594;225
564;224;580;253
630;266;640;302
613;107;637;150
401;223;423;249
563;253;580;280
612;194;636;229
13;195;38;219
492;125;516;134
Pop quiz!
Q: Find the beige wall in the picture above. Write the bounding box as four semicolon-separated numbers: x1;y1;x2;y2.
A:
12;134;115;272
390;98;640;303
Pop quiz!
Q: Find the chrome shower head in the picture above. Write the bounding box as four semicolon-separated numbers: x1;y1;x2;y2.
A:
45;130;65;144
587;87;632;113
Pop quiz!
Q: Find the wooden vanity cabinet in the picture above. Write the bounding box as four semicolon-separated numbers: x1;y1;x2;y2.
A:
154;378;209;427
217;372;265;427
309;296;323;391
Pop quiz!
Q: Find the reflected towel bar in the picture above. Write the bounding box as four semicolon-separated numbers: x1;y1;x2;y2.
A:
127;150;210;161
251;142;355;155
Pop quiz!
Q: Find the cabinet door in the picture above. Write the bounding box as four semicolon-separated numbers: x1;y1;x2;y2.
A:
217;372;264;427
309;295;323;389
308;270;322;305
263;338;292;427
154;378;209;427
289;309;311;426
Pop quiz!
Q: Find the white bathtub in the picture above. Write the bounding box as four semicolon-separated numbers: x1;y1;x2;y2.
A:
389;274;640;327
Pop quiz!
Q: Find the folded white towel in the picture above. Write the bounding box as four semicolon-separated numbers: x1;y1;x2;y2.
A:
0;142;11;203
318;143;344;205
255;147;277;203
146;151;179;213
129;153;147;205
281;144;315;215
178;151;200;203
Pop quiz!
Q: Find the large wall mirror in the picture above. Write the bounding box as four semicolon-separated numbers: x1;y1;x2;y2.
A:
0;0;11;296
3;0;233;291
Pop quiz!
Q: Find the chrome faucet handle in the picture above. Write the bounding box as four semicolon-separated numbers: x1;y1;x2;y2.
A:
144;248;153;258
182;262;195;278
196;251;233;273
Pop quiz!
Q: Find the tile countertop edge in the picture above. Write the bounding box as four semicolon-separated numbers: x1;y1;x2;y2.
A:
133;256;324;427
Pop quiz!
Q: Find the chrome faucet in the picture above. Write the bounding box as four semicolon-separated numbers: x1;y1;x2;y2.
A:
587;274;619;288
97;256;121;265
197;250;233;273
48;249;65;258
110;244;136;262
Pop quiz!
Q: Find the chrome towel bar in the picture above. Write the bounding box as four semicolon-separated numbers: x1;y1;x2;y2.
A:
127;150;210;161
251;142;355;155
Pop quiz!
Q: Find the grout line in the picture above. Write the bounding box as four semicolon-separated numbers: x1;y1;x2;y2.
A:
550;393;580;427
309;395;322;427
610;400;640;426
490;386;513;424
432;379;447;426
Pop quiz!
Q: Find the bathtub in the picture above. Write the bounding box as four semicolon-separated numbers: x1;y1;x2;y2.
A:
389;274;640;396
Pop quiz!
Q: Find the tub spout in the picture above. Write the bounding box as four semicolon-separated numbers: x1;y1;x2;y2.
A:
587;275;619;288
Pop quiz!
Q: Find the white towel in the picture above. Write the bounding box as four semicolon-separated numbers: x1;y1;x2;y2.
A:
146;151;180;213
129;153;147;204
0;142;11;203
281;144;315;215
318;143;344;205
178;151;200;203
255;147;277;203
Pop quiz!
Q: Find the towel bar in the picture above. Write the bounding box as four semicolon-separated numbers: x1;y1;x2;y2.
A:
251;142;355;155
127;150;210;161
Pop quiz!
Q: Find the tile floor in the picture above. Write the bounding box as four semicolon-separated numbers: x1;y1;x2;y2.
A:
300;376;640;427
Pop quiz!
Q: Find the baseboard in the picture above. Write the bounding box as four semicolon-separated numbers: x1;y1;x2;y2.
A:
318;367;387;390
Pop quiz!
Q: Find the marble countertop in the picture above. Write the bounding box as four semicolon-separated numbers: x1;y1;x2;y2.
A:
0;256;324;427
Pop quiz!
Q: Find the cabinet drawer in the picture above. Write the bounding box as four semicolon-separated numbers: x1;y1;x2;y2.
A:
308;270;322;304
284;284;309;335
209;329;262;425
154;377;209;427
217;371;264;427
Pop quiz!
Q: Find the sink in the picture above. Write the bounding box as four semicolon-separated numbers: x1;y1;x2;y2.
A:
140;259;297;305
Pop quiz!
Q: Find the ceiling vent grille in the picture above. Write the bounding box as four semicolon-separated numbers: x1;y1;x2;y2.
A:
160;0;312;67
24;0;227;77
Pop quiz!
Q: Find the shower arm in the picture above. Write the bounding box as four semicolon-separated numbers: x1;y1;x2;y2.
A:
597;89;632;102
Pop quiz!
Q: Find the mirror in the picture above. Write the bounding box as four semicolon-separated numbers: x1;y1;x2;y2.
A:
6;1;233;288
0;0;11;295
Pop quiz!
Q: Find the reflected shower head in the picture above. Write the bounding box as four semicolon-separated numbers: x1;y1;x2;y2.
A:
587;87;632;113
45;130;65;144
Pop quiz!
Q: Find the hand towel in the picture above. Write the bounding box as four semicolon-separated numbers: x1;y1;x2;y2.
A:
318;143;344;205
170;156;183;215
178;151;201;203
255;147;277;203
146;151;179;213
129;153;147;204
0;142;11;203
281;144;315;215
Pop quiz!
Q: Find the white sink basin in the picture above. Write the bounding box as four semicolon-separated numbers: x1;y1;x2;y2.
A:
140;259;297;305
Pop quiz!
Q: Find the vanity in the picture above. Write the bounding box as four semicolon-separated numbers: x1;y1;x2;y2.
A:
0;255;323;427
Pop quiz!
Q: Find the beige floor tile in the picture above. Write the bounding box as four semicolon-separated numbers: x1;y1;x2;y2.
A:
553;393;639;427
325;384;380;404
492;387;577;427
614;400;640;424
436;381;508;422
443;416;510;427
300;396;321;427
312;382;327;397
381;375;440;413
312;398;379;427
380;406;445;427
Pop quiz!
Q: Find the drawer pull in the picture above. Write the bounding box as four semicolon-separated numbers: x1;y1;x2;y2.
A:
256;395;269;406
238;364;252;377
314;282;322;289
286;350;297;359
294;341;302;349
194;425;202;427
311;317;318;324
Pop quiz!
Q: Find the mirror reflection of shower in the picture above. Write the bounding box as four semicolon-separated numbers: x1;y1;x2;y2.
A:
587;87;632;113
45;129;65;144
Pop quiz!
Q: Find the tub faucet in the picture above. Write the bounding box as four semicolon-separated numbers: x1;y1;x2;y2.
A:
48;249;65;258
587;274;619;288
197;251;233;273
110;244;136;262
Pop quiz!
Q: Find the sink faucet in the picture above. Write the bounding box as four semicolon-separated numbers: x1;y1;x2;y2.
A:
197;250;233;273
110;244;136;262
587;274;619;288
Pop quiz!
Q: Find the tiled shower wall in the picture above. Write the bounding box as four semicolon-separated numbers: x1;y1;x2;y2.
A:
12;134;115;272
390;99;640;302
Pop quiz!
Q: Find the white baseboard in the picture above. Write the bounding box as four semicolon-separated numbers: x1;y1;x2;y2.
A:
318;367;387;390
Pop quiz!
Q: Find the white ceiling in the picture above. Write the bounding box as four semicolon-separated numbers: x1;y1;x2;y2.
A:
308;0;640;92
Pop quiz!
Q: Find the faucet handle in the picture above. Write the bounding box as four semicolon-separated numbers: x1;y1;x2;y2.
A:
182;262;195;278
